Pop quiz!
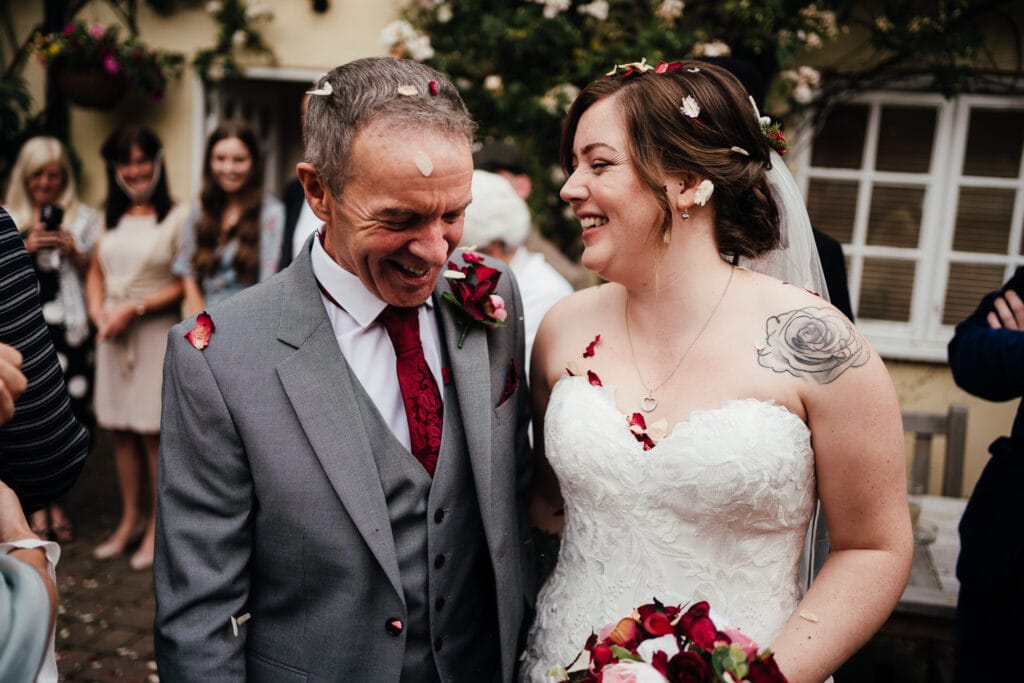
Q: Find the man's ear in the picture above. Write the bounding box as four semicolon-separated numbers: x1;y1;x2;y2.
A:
296;163;332;220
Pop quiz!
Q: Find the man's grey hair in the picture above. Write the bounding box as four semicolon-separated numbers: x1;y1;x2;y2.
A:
304;57;477;196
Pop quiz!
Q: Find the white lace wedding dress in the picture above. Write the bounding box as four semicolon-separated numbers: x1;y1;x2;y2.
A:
520;375;817;681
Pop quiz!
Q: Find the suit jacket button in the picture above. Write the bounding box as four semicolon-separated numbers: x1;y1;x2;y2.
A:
434;508;445;523
385;618;403;636
434;597;445;611
434;554;446;569
434;637;444;651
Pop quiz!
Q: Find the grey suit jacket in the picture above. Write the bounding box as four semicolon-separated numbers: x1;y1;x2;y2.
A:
154;243;534;682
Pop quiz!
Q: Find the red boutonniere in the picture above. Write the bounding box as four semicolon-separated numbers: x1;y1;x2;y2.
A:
442;251;507;348
184;311;215;350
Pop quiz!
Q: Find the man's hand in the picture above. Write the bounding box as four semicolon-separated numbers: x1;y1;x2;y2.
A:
0;343;27;425
988;289;1024;331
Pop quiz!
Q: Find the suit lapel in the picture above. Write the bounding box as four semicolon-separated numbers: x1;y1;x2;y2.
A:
275;250;403;600
433;284;495;532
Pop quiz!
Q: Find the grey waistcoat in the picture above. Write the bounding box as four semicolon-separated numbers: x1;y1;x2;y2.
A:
350;359;499;682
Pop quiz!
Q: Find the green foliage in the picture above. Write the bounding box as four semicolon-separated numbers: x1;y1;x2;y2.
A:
390;0;840;245
193;0;277;84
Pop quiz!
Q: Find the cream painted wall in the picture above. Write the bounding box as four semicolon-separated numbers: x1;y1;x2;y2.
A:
888;360;1015;499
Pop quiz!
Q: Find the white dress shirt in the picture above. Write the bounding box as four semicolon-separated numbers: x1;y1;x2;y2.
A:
309;234;445;452
291;201;323;260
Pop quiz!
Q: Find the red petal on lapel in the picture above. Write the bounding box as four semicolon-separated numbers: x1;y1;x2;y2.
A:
184;311;215;350
442;366;452;385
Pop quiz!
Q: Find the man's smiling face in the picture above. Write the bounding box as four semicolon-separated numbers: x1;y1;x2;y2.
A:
320;119;474;308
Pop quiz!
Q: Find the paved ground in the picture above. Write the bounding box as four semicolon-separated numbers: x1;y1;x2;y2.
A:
51;430;159;683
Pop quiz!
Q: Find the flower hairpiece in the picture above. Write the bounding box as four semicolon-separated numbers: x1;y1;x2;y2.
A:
307;82;333;96
760;119;789;156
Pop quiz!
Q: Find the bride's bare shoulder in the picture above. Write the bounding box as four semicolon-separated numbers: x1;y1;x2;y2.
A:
533;284;619;370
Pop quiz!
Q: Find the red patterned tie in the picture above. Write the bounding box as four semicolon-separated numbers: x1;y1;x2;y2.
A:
378;305;442;477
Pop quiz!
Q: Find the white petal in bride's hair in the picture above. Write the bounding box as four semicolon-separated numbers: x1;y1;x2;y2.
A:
694;179;715;206
679;94;700;119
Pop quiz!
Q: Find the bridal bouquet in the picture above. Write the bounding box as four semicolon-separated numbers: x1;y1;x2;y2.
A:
552;599;787;683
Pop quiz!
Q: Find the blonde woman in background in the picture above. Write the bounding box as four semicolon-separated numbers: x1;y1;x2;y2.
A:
4;136;101;545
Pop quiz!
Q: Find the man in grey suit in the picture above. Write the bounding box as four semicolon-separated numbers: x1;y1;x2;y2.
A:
154;57;534;682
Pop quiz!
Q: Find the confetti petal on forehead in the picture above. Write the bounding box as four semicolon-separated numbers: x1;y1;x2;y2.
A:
415;150;433;177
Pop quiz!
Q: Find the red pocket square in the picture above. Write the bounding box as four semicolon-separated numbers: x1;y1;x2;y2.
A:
497;358;519;407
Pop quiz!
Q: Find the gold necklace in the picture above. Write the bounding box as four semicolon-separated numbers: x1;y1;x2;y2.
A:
625;266;734;413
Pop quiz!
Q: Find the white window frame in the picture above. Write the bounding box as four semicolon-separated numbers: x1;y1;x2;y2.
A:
791;91;1024;362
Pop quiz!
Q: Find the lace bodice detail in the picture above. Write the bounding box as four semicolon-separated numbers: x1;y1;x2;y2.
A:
521;376;816;681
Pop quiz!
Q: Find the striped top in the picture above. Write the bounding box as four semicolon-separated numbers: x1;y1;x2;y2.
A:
0;207;89;511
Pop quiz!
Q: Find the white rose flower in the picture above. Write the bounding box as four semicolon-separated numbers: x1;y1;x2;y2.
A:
600;661;669;683
695;39;731;57
656;0;685;21
793;82;814;103
484;74;503;91
406;35;435;61
694;179;715;206
437;3;453;23
578;1;609;20
635;634;680;663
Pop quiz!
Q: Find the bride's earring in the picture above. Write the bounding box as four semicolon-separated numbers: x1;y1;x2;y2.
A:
681;209;690;220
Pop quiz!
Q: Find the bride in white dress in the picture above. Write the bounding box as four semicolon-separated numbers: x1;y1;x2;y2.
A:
521;60;913;683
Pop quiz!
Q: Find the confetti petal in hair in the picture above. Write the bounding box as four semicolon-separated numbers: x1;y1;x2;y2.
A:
687;67;701;73
730;146;750;156
397;84;418;96
680;95;700;119
428;80;439;96
306;82;333;96
414;150;433;176
694;179;715;206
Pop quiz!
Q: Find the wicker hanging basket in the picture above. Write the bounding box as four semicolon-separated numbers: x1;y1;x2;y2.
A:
55;65;129;110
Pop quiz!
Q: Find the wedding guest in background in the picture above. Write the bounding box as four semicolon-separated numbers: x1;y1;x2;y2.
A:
460;169;572;368
947;269;1024;681
474;141;595;291
87;126;187;571
0;205;87;683
4;136;101;543
279;91;321;270
175;120;284;317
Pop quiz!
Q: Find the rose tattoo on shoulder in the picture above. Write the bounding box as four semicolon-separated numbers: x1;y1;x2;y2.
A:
757;307;869;384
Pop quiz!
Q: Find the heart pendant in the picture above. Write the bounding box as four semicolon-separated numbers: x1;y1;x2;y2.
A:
640;395;658;413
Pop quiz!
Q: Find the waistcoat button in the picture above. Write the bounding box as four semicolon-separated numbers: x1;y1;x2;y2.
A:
434;554;446;569
385;618;403;636
435;597;445;611
434;508;445;523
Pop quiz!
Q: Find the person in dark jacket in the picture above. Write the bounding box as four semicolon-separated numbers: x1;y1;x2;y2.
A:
947;267;1024;681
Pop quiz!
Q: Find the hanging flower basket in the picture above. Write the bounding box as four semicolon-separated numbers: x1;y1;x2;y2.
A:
55;65;129;110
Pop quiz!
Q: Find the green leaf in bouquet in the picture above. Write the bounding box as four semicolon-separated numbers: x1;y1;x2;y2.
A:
711;643;749;680
608;645;642;662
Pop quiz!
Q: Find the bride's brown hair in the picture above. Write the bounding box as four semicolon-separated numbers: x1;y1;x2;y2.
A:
191;120;265;285
559;59;780;259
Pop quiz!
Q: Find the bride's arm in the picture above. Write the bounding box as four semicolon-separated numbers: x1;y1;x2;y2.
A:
770;323;913;682
527;306;566;537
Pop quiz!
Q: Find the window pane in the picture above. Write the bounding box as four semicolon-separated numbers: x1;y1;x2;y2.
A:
876;106;936;173
963;108;1024;178
943;263;1006;325
811;104;868;169
807;179;857;244
866;185;924;248
859;258;915;321
952;187;1015;254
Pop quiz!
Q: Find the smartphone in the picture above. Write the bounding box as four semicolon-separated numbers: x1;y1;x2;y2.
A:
40;204;64;231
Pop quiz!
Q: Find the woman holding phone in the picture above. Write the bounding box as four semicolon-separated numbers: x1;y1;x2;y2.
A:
3;136;101;544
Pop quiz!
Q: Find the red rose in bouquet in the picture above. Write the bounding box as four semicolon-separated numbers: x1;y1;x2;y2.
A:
555;599;788;683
